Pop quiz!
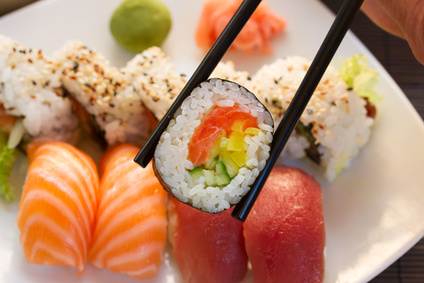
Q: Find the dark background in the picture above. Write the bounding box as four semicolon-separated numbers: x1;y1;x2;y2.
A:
1;0;423;282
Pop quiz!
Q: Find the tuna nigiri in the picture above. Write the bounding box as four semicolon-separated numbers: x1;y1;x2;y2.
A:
168;197;248;283
195;0;286;54
243;166;326;283
88;144;168;280
15;141;99;274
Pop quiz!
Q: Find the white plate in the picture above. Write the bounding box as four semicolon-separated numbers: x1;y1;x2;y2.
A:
1;0;424;282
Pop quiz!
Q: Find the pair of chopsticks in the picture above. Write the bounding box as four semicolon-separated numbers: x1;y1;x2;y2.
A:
135;0;364;222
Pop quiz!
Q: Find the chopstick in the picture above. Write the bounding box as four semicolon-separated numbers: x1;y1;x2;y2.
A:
134;0;262;168
231;0;364;222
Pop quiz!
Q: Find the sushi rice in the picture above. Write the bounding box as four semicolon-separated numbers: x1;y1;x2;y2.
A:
154;78;274;213
53;41;152;147
53;42;187;147
122;47;187;121
210;61;251;87
250;56;375;180
0;35;78;143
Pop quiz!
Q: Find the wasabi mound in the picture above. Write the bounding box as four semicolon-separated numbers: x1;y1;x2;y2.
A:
110;0;171;53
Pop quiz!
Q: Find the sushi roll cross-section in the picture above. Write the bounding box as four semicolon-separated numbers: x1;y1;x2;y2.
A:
154;78;274;213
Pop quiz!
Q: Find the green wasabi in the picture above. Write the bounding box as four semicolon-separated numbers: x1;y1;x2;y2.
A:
110;0;171;53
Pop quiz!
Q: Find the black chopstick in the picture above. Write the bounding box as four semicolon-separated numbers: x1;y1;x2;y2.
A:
134;0;262;168
231;0;364;222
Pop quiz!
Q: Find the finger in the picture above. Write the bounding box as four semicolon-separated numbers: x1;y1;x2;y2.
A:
370;0;424;64
361;0;404;38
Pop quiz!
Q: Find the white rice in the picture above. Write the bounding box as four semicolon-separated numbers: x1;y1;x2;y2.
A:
154;78;273;213
0;35;78;143
52;41;152;147
210;61;252;87
122;47;187;121
250;56;375;180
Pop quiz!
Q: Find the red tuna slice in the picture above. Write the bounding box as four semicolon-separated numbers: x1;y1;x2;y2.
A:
168;198;248;283
243;166;326;283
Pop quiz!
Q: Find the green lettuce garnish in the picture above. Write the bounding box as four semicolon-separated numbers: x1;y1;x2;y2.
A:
340;54;381;104
0;131;18;201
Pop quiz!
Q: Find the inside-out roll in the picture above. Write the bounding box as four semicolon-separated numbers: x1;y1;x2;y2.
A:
154;78;274;213
250;56;376;181
0;35;79;144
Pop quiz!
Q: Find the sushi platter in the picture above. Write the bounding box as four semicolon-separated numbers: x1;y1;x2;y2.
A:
0;0;424;282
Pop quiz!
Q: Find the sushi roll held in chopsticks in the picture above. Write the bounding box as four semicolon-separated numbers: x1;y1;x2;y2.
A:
154;78;274;213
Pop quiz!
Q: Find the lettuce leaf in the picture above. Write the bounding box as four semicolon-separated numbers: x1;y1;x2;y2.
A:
340;54;381;104
0;131;18;201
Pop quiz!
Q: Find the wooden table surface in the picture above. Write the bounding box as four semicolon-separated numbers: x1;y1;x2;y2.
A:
1;1;423;282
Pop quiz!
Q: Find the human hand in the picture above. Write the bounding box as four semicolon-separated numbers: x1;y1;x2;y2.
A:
361;0;424;65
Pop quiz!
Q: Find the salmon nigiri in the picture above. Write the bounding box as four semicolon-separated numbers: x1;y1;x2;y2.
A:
168;198;248;283
243;166;326;283
89;143;168;280
15;141;99;274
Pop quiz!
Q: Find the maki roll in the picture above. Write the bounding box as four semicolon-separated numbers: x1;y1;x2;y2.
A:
251;56;377;181
210;61;251;87
154;78;274;213
122;46;187;121
0;35;79;201
53;41;153;147
0;35;79;145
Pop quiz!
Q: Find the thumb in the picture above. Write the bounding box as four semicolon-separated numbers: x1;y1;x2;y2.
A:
362;0;424;64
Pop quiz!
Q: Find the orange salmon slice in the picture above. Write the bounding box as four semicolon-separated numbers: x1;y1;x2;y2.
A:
15;141;99;275
188;105;258;166
88;143;168;280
